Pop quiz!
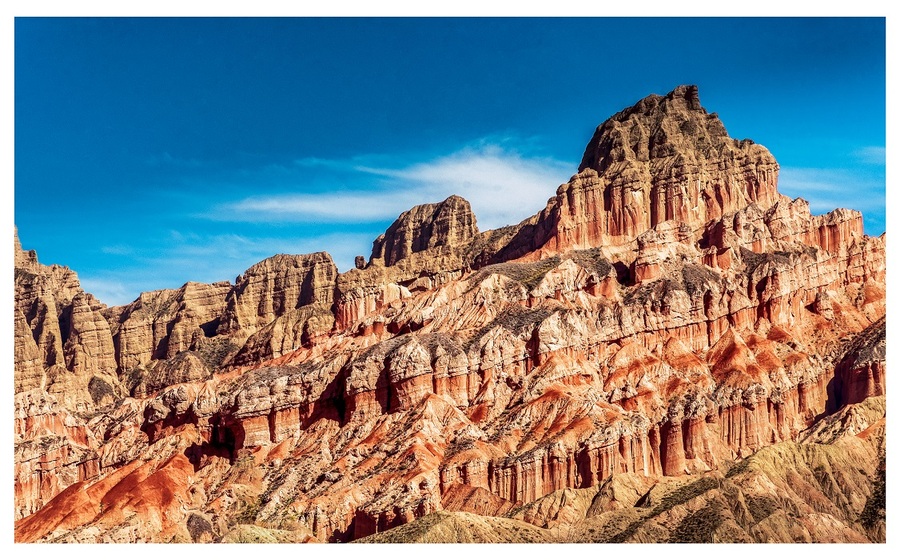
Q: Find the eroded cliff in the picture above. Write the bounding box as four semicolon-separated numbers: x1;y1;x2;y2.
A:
13;85;885;543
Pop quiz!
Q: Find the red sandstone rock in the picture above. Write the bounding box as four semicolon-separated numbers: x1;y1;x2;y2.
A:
828;316;885;412
13;85;886;543
104;281;232;374
371;195;478;267
218;252;337;335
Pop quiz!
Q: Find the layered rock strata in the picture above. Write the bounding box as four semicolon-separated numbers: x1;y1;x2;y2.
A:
14;85;886;543
363;395;886;543
827;316;886;412
14;230;121;412
490;85;780;263
371;195;478;267
14;244;341;520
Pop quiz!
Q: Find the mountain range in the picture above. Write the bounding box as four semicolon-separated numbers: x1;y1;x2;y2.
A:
13;85;885;543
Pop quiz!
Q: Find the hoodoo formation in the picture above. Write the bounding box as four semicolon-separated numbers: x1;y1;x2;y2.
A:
14;86;885;543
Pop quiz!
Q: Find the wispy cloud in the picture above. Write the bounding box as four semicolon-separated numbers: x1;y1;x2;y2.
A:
78;277;139;308
358;145;573;229
223;192;422;222
100;244;135;256
207;142;574;230
778;166;885;233
852;146;886;166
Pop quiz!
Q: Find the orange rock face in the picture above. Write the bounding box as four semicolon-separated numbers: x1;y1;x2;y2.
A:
14;85;885;543
827;317;885;412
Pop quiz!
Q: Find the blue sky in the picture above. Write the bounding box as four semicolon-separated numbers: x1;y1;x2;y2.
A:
14;17;886;306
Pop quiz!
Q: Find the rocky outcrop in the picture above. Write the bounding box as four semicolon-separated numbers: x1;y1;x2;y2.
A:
14;231;122;412
105;281;232;375
490;85;780;262
15;236;343;392
15;239;82;383
106;253;339;378
229;303;336;366
14;305;45;395
827;316;885;412
218;252;338;334
334;196;481;330
371;195;478;267
580;85;778;232
14;86;887;543
130;351;212;398
14;390;99;520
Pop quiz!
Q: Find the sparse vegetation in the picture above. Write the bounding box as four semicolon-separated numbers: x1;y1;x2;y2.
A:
608;476;722;543
680;264;720;296
14;268;38;283
474;257;562;290
670;503;724;543
87;376;115;405
197;338;241;370
233;496;263;525
858;455;886;531
186;513;214;542
653;477;721;514
744;495;779;523
569;247;614;278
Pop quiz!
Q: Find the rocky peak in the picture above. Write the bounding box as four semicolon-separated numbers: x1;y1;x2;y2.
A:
13;230;122;412
578;84;731;175
497;85;782;260
371;195;478;267
218;252;338;334
14;227;39;270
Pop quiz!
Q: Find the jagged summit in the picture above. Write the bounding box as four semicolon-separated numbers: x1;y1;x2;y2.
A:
579;84;728;174
525;85;779;255
14;227;39;270
479;86;783;264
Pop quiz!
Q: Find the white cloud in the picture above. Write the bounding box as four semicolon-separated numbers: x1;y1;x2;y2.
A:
777;166;885;219
210;143;575;230
359;145;573;229
224;192;422;222
78;277;138;308
852;146;886;166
